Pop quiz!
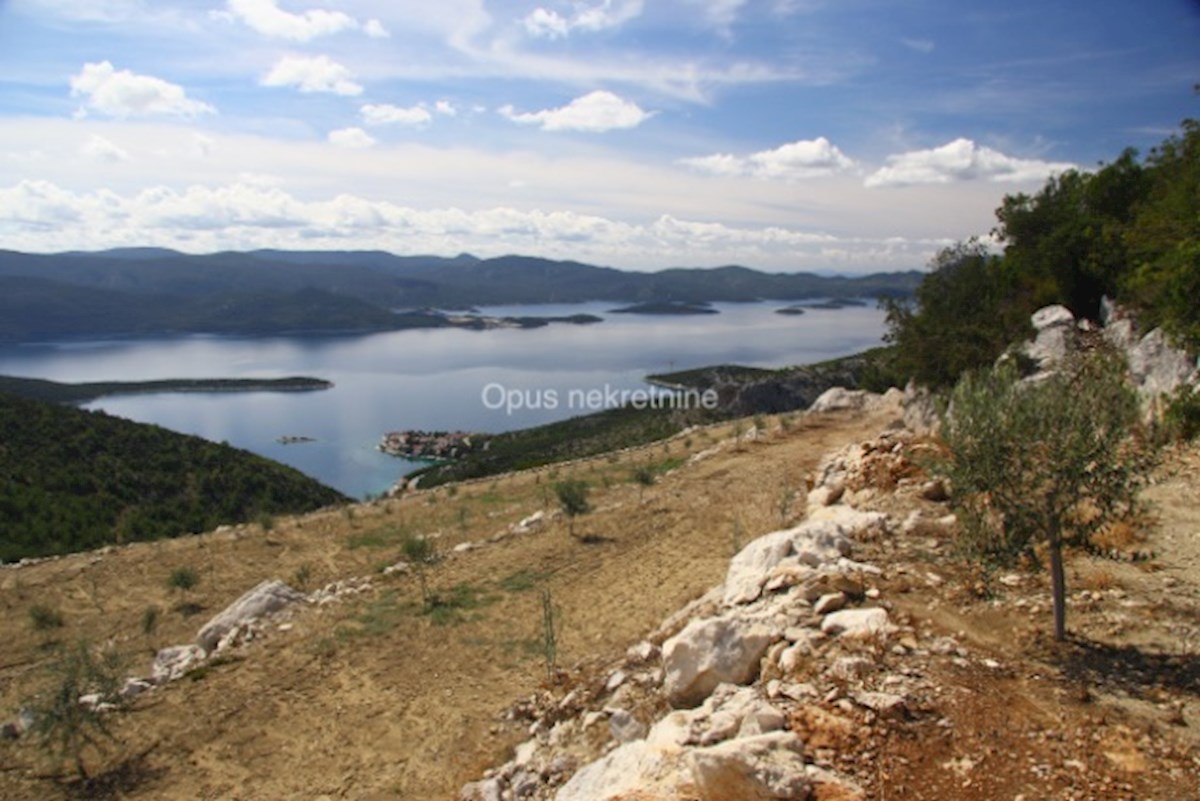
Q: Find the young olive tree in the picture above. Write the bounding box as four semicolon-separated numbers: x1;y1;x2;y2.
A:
936;351;1150;641
28;639;126;782
554;480;591;538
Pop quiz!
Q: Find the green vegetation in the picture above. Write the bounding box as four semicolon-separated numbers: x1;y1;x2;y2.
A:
401;534;437;609
609;301;718;315
166;566;199;594
28;604;65;632
554;480;591;538
885;116;1200;389
0;375;331;405
0;249;920;343
0;392;347;562
1162;386;1200;442
410;404;704;487
934;352;1151;641
27;639;126;782
881;241;1036;389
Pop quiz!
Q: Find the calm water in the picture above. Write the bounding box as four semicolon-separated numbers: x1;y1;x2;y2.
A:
0;302;886;498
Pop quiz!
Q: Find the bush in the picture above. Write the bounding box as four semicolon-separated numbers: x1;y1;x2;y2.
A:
882;241;1037;389
166;566;199;594
1161;385;1200;442
27;639;126;781
553;480;591;538
29;604;65;632
935;351;1152;641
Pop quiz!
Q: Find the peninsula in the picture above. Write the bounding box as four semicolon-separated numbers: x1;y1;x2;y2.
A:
0;375;333;405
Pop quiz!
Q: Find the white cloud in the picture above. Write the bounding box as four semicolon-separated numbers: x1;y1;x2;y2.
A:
682;0;747;32
222;0;355;42
190;133;215;159
901;37;935;54
69;61;215;118
261;55;363;96
328;127;376;148
80;134;131;163
360;103;434;127
523;8;569;38
522;0;644;38
0;178;953;272
363;18;390;38
500;91;652;132
865;138;1076;187
681;137;856;180
434;100;457;117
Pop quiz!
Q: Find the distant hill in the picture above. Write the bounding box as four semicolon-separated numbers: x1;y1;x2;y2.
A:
0;392;348;562
0;249;922;342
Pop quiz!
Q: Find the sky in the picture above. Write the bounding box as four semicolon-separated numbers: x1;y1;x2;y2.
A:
0;0;1197;274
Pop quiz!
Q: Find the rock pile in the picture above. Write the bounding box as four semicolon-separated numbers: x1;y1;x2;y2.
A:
458;435;953;801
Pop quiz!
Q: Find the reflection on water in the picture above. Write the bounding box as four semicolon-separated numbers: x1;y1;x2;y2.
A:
0;302;886;498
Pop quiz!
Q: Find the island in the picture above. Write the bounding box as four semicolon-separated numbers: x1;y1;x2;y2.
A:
394;309;603;330
798;298;870;310
0;375;333;405
774;305;807;316
608;301;719;316
379;430;488;461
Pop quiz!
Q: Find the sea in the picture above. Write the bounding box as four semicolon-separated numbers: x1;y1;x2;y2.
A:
0;301;887;498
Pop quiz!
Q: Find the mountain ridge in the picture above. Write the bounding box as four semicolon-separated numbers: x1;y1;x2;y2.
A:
0;248;921;341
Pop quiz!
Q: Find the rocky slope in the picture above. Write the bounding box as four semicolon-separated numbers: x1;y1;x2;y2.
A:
0;303;1196;801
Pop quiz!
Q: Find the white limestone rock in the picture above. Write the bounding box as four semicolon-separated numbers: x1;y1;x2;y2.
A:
689;732;811;801
554;739;686;801
821;607;892;639
1024;304;1077;370
152;644;206;683
608;709;647;744
809;387;876;414
663;616;776;708
723;520;853;607
196;579;306;654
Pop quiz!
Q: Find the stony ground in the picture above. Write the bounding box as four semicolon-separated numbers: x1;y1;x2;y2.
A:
0;404;1197;800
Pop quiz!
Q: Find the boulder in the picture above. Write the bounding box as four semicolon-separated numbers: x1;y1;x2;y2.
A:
820;607;891;639
809;387;873;414
554;739;685;801
1127;327;1197;398
663;616;777;708
724;521;852;607
196;579;305;654
689;732;811;800
901;381;939;434
1024;304;1076;370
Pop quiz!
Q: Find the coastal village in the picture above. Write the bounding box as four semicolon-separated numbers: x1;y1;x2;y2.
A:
378;429;484;461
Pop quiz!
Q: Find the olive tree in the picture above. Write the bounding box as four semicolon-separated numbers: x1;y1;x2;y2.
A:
935;351;1151;641
554;479;591;538
27;639;126;782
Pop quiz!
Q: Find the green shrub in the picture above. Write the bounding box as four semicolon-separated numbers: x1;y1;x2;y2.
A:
401;535;437;608
934;351;1152;641
29;604;65;632
165;566;199;594
27;639;126;781
553;480;591;538
1161;385;1200;442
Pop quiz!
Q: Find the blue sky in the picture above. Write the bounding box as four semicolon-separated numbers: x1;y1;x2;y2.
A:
0;0;1197;273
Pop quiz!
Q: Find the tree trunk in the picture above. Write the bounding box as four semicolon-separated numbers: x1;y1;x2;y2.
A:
1049;539;1067;641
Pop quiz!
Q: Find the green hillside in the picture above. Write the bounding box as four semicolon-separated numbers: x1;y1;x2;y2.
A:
0;392;348;562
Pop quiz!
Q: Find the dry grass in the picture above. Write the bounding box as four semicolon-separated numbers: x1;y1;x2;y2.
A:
0;408;898;800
